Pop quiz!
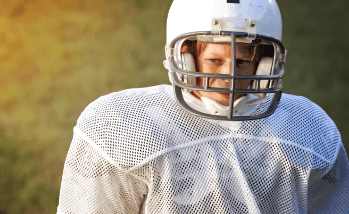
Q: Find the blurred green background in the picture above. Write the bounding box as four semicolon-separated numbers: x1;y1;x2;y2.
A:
0;0;348;213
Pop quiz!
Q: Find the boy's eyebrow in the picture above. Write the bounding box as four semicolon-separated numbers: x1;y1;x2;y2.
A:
236;47;254;60
237;56;251;61
203;54;252;62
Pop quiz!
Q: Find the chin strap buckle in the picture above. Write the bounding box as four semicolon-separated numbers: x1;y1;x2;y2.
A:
279;50;287;62
163;60;170;70
165;45;175;58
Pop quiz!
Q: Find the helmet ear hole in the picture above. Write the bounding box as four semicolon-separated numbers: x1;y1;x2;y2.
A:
180;53;197;88
181;53;196;72
252;57;273;90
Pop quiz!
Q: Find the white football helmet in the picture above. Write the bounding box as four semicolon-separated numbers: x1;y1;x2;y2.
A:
163;0;287;121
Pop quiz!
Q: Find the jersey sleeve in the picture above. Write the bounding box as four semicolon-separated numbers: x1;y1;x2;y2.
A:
307;142;349;214
57;128;148;214
301;102;349;214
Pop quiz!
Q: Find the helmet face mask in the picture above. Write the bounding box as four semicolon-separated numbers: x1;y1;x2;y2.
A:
164;0;287;121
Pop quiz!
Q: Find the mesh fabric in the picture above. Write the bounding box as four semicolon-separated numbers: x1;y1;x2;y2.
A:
58;84;349;214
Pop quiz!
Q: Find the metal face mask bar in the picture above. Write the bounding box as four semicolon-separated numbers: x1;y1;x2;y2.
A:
165;19;286;121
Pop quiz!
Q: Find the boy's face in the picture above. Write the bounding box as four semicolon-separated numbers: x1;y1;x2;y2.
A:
192;43;258;106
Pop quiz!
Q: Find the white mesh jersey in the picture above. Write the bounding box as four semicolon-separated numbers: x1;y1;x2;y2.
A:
57;84;349;214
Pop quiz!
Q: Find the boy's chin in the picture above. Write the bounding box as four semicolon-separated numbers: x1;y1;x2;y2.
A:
215;93;244;106
209;93;230;106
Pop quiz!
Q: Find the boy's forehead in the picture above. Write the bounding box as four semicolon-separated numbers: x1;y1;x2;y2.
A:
236;43;253;58
202;42;253;59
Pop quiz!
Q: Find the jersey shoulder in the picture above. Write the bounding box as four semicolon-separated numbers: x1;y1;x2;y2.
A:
76;84;173;125
74;84;227;167
269;93;341;163
75;85;176;166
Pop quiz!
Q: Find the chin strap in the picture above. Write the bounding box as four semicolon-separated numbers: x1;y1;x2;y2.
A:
182;92;250;117
182;91;269;117
201;97;230;116
245;94;268;106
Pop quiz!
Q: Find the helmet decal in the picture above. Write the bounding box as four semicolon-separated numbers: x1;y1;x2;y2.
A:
227;0;240;3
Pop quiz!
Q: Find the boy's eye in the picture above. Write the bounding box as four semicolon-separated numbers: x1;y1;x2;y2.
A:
209;59;219;63
236;59;247;65
207;59;248;65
